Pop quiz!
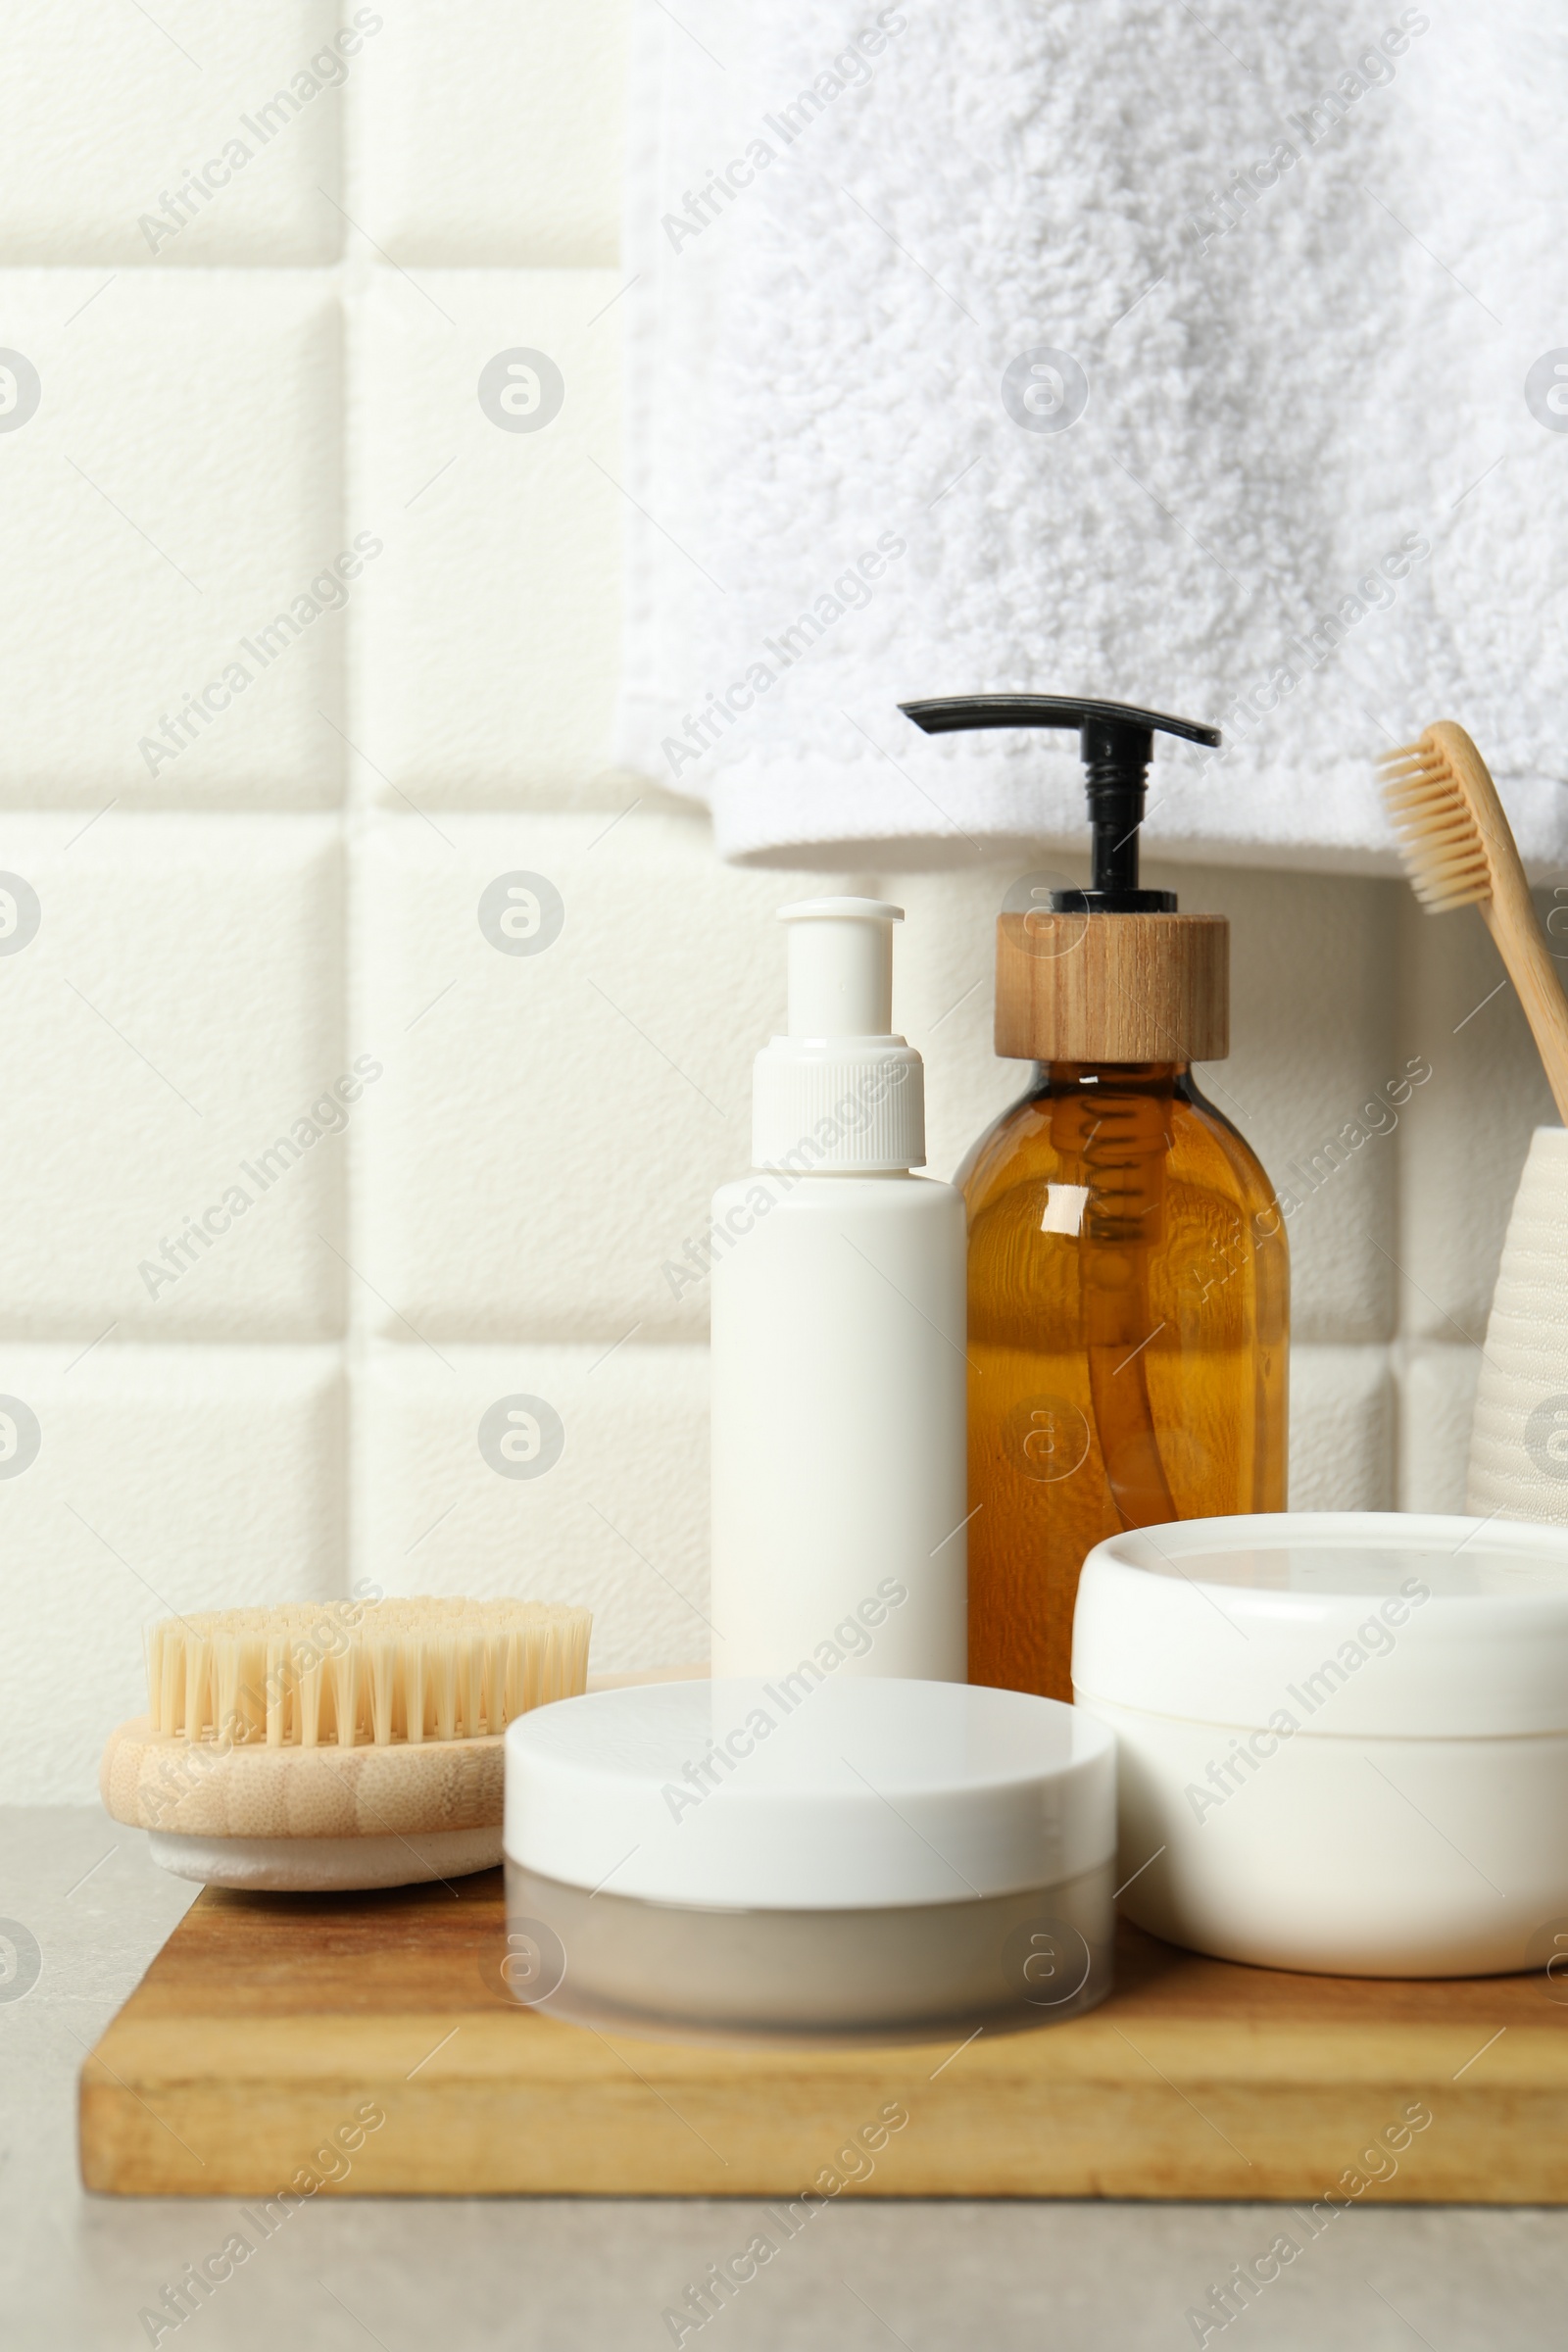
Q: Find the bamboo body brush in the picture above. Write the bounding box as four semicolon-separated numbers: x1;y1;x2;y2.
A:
101;1596;592;1890
1379;720;1568;1118
1380;721;1568;1522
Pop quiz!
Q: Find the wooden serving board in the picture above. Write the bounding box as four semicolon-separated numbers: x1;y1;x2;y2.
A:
80;1870;1568;2201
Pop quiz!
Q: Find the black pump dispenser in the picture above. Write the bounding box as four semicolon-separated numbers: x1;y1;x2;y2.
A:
899;695;1221;914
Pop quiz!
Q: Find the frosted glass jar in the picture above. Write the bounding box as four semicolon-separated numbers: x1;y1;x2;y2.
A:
1073;1512;1568;1978
502;1679;1115;2040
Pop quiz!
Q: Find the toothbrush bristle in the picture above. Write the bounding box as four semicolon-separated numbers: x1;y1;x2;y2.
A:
1377;732;1492;914
144;1596;593;1745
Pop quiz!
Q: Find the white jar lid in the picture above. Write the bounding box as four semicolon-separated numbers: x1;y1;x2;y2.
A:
1073;1512;1568;1738
504;1678;1114;1910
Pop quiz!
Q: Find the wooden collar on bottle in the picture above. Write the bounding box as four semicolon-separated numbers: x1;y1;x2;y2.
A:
994;911;1229;1063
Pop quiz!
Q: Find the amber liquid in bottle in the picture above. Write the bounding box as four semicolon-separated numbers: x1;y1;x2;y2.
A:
959;1061;1288;1700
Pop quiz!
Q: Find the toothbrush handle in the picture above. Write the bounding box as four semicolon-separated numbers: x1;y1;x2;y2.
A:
1481;878;1568;1126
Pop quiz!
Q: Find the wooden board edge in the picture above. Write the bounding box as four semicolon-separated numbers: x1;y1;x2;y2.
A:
78;2065;1568;2203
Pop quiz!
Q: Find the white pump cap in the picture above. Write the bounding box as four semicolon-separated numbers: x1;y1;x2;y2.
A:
752;897;925;1171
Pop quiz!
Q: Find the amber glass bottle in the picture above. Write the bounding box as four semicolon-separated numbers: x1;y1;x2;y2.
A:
959;1059;1288;1699
900;691;1291;1702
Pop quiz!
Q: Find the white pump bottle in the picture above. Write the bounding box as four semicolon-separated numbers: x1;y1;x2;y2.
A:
710;898;967;1682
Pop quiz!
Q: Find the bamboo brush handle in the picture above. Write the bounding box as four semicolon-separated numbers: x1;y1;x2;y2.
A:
1480;887;1568;1125
1428;721;1568;1125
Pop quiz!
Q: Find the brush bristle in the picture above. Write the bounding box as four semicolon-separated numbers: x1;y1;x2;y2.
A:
146;1596;592;1747
1377;730;1492;913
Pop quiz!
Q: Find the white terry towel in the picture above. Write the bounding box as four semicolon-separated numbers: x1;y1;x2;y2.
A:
615;0;1568;874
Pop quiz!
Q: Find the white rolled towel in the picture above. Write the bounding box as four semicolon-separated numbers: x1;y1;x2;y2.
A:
617;0;1568;871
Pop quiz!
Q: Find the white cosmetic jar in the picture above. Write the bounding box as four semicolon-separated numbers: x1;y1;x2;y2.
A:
1072;1511;1568;1978
503;1678;1115;2039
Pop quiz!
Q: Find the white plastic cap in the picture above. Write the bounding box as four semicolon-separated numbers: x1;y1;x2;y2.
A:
504;1678;1115;1909
1073;1511;1568;1738
781;897;903;1036
753;896;925;1170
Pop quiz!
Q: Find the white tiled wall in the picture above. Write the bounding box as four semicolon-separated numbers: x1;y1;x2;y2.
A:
2;3;1557;1800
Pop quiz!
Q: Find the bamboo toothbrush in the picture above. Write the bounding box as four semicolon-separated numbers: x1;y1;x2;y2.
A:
101;1595;592;1890
1378;721;1568;1125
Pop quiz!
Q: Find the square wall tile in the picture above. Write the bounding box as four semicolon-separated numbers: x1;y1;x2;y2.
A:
1290;1344;1395;1510
0;270;344;807
1396;888;1558;1346
348;0;629;265
1169;864;1401;1347
356;809;854;1341
0;1344;344;1803
354;1342;708;1675
1397;1342;1482;1514
349;269;624;807
0;2;354;266
0;815;347;1340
